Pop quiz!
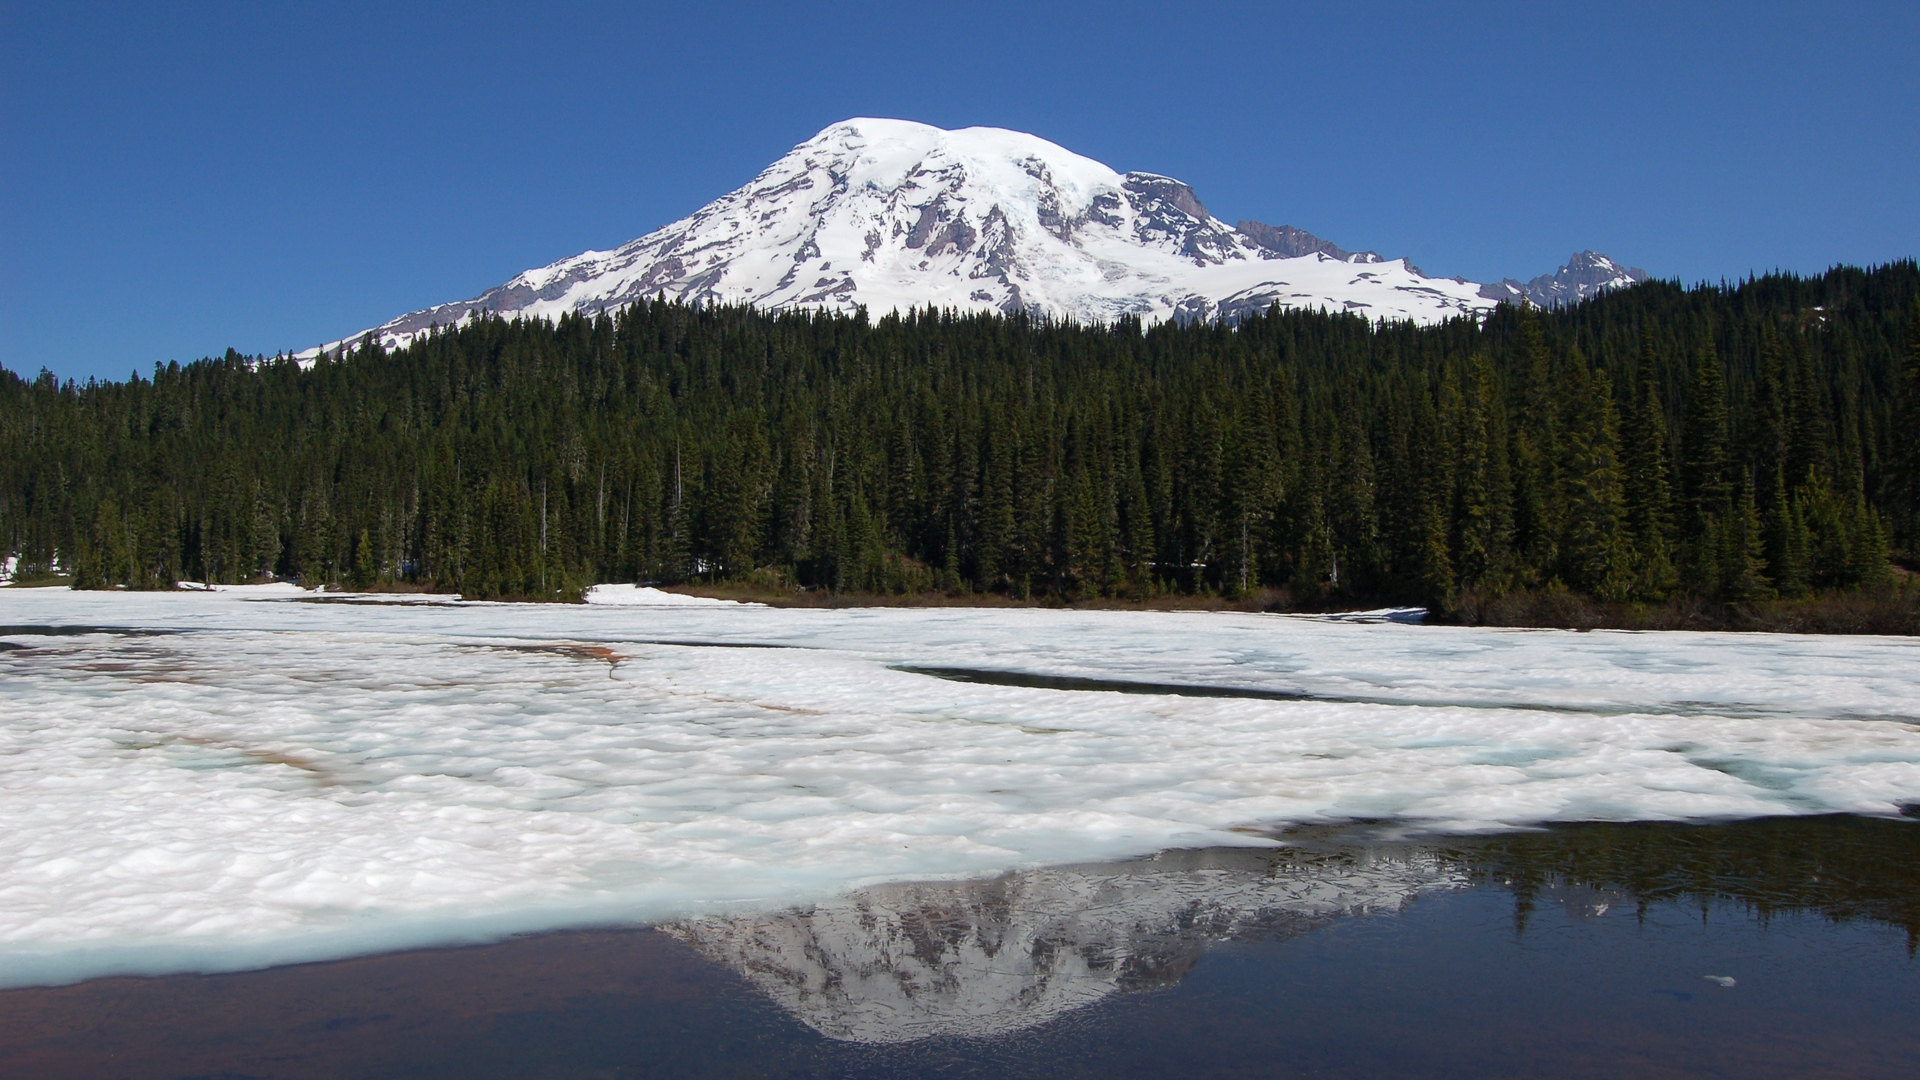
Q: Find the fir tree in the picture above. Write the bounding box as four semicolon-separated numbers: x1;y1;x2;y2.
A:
1719;474;1772;603
1681;341;1733;586
1561;369;1631;601
1895;298;1920;554
1765;467;1808;598
1623;379;1679;598
1509;308;1562;580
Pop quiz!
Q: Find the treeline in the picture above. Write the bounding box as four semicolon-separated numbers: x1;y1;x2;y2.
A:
1;262;1916;609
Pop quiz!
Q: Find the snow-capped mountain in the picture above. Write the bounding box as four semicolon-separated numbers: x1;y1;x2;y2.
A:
1477;250;1649;309
666;846;1460;1044
309;119;1643;355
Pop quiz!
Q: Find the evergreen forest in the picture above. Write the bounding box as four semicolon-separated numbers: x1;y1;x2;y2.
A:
2;262;1917;617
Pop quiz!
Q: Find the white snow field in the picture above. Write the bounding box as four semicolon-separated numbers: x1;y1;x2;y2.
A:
1;588;1917;988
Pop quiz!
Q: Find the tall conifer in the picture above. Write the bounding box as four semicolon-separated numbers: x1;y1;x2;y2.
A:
1623;378;1679;598
1895;298;1920;552
1561;369;1631;600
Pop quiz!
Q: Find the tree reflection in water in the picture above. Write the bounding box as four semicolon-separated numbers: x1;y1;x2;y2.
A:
1456;813;1920;946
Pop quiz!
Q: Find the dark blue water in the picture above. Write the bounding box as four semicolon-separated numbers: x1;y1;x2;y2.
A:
3;816;1915;1078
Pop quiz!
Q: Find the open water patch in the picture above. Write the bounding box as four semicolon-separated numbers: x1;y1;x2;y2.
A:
894;664;1326;702
894;663;1794;719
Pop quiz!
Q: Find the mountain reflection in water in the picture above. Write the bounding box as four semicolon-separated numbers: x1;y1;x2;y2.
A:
4;816;1917;1079
666;846;1459;1043
666;814;1920;1044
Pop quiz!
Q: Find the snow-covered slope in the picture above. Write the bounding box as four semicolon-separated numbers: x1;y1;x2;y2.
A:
309;119;1642;355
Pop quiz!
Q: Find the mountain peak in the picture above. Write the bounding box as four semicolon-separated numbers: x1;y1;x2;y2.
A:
305;121;1642;356
1477;250;1650;309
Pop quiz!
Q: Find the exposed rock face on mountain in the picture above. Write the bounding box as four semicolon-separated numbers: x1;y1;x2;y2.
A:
1478;250;1649;309
664;845;1461;1044
1235;219;1380;263
308;120;1646;356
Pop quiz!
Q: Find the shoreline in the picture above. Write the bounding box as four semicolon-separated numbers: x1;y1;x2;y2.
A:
642;580;1920;635
10;573;1919;634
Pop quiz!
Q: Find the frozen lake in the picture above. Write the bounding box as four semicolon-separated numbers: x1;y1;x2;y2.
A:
2;586;1918;990
6;818;1917;1077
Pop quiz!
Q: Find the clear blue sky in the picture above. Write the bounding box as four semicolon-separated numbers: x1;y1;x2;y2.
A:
4;1;1916;382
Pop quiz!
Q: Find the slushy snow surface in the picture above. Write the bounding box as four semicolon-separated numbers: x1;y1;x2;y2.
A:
3;589;1918;988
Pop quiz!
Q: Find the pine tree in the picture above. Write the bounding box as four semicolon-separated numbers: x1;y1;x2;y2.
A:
1755;324;1790;500
1287;414;1334;600
1122;458;1154;596
1623;379;1679;598
1330;398;1378;594
1510;309;1561;582
1561;369;1631;601
353;527;376;587
1894;298;1920;554
1847;494;1895;591
1719;474;1771;603
982;416;1022;592
1218;392;1277;596
1682;341;1733;589
1787;337;1830;491
1065;465;1109;597
1765;467;1808;598
1452;355;1512;592
664;441;692;583
1405;388;1453;608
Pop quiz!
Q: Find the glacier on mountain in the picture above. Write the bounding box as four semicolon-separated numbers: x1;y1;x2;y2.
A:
306;119;1643;356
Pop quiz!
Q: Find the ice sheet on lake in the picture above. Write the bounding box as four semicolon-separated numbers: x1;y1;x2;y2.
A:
1;589;1918;988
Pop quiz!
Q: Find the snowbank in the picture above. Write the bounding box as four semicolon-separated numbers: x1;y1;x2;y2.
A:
584;583;752;607
175;581;318;597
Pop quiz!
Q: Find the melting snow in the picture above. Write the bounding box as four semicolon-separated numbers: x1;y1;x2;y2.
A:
1;588;1917;987
583;583;753;607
